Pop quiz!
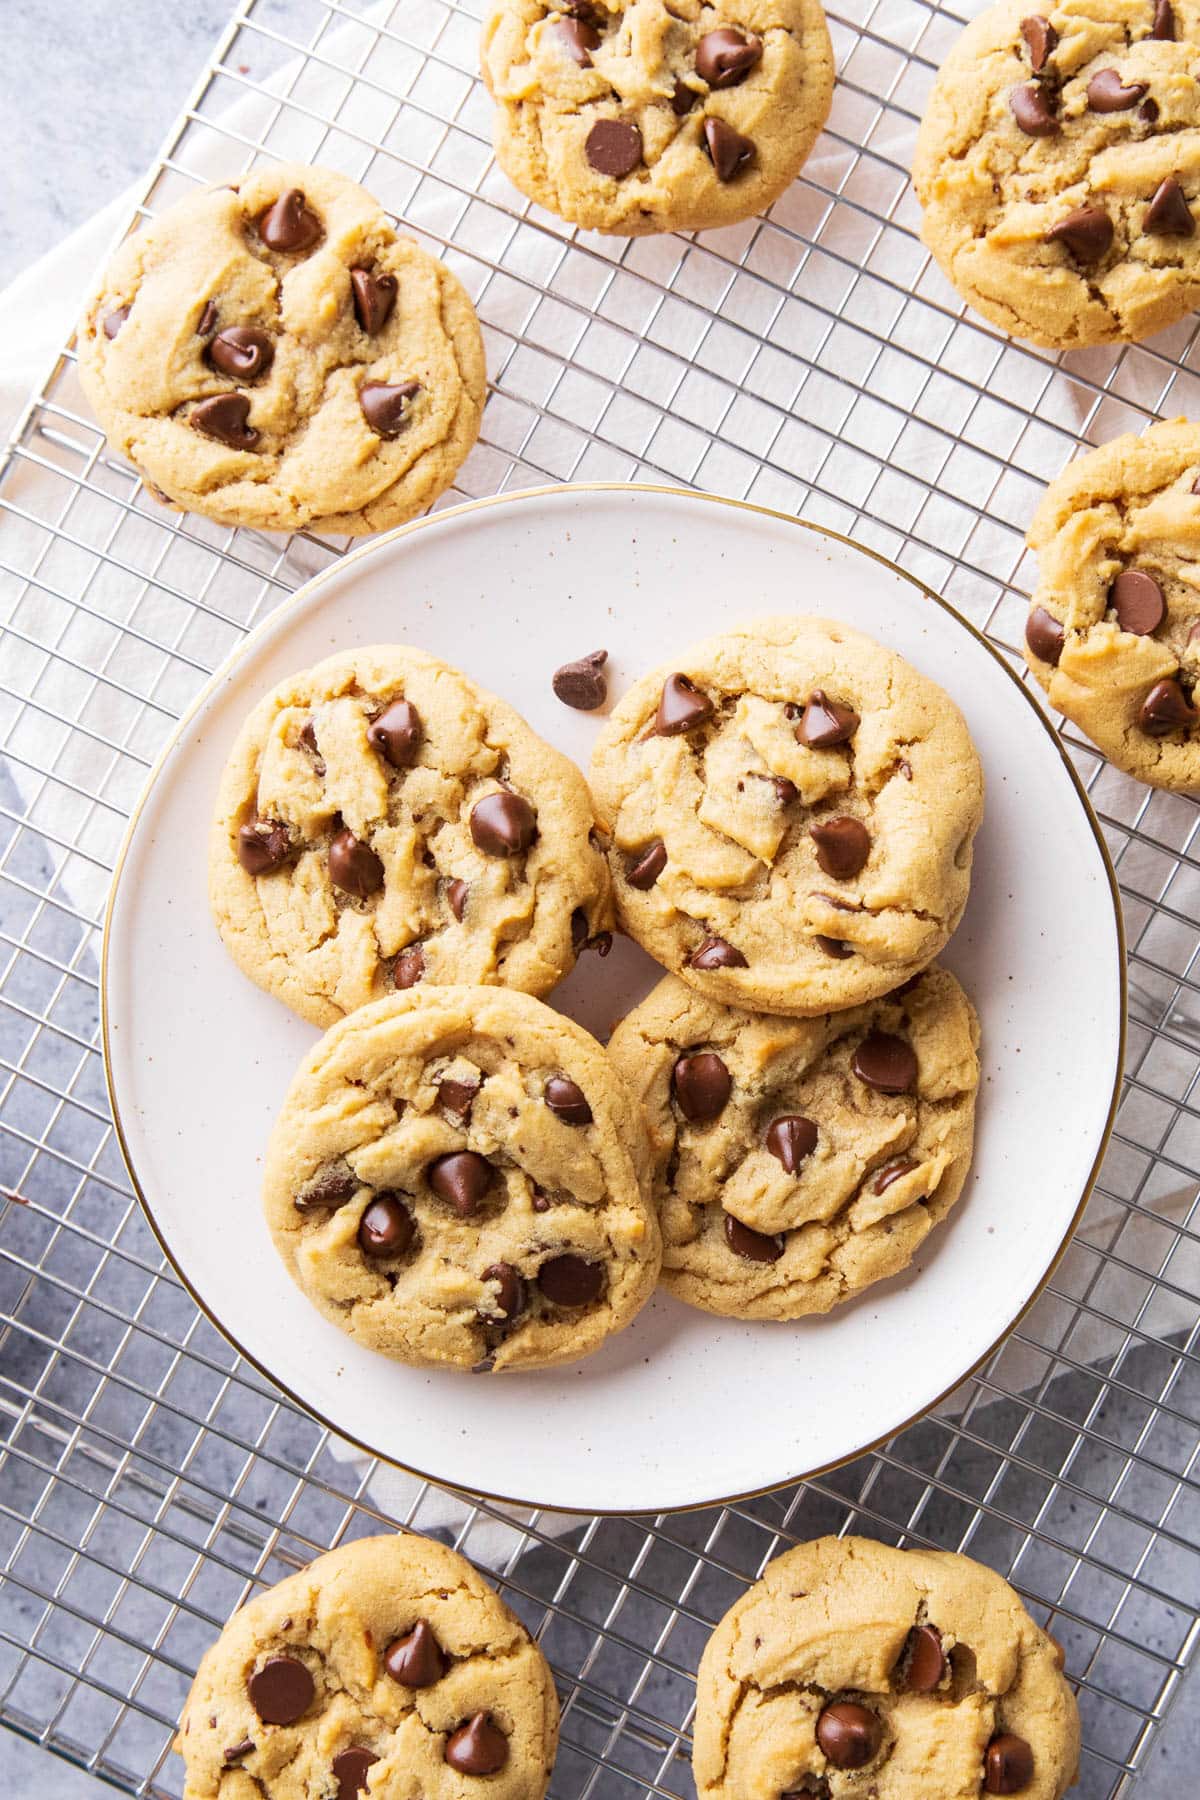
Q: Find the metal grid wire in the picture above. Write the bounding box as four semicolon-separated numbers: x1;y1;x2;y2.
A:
2;0;1200;1792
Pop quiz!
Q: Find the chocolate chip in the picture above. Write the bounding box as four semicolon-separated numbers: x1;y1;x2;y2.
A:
482;1261;526;1320
223;1738;255;1765
900;1623;945;1691
437;1076;479;1122
557;16;599;64
1025;605;1065;665
626;840;667;888
1087;68;1148;110
689;934;748;971
390;945;424;989
358;1193;414;1256
445;1712;508;1776
797;690;859;748
428;1151;494;1217
329;825;384;898
672;77;696;114
470;790;537;855
810;816;870;880
191;392;259;448
553;648;608;710
704;117;755;181
367;698;422;767
237;817;290;875
1045;206;1113;264
538;1254;604;1305
531;1189;551;1212
872;1156;917;1195
1140;97;1159;121
1146;176;1194;237
360;380;420;437
1139;676;1199;735
333;1746;379;1800
769;776;799;806
197;299;218;337
765;1115;817;1173
544;1076;593;1125
102;306;130;339
816;1702;881;1770
1010;82;1058;136
350;267;398;334
853;1031;917;1094
385;1619;446;1687
1020;15;1057;70
257;188;322;253
1151;0;1175;37
207;325;274;380
815;934;853;958
673;1051;732;1123
299;719;320;758
695;27;762;87
296;1162;358;1212
655;672;714;734
571;908;590;953
1111;569;1165;635
586;118;643;176
247;1656;314;1725
984;1733;1035;1794
723;1212;784;1262
447;878;469;921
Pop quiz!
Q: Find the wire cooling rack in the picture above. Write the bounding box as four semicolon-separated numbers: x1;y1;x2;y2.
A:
2;0;1200;1793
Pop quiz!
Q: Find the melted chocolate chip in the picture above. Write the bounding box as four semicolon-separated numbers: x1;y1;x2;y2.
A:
1010;82;1058;136
810;816;871;880
1087;68;1148;111
447;878;469;921
295;1162;358;1213
437;1076;479;1122
368;699;422;767
393;945;425;989
1146;177;1194;237
333;1746;379;1800
470;790;537;855
1025;605;1065;665
1151;0;1175;37
872;1156;917;1195
1111;569;1165;635
237;817;291;875
257;188;322;253
428;1151;494;1217
765;1115;817;1173
626;840;667;889
655;672;714;734
385;1619;446;1688
350;267;398;334
984;1733;1035;1794
704;117;755;181
724;1212;784;1262
689;935;748;971
358;1193;414;1256
329;825;384;898
816;1702;881;1770
482;1261;526;1320
197;300;218;336
223;1738;255;1765
1045;206;1113;264
1020;15;1057;71
695;27;762;87
247;1656;314;1725
557;16;600;64
207;325;274;380
585;118;643;177
815;934;854;958
445;1712;508;1776
673;1051;732;1123
900;1623;945;1691
797;690;859;748
538;1254;604;1306
553;648;608;710
360;380;420;437
191;392;259;448
1139;676;1199;735
853;1031;917;1094
671;77;696;114
544;1075;593;1125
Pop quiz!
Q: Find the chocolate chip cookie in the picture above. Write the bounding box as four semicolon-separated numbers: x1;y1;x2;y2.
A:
176;1533;559;1799
209;646;612;1026
1025;416;1200;789
694;1535;1079;1800
78;163;485;533
588;617;984;1015
262;985;660;1372
914;0;1200;348
480;0;834;235
607;965;979;1319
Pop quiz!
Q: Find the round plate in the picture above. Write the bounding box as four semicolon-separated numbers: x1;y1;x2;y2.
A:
103;485;1124;1515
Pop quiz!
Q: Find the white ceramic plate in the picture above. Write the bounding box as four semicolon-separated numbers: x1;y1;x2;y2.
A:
103;486;1124;1515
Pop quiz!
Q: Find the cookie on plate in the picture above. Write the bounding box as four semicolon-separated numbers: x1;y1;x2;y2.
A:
480;0;834;235
1025;416;1200;790
913;0;1200;349
209;646;612;1027
694;1535;1079;1800
607;965;979;1320
77;162;485;533
262;985;660;1372
176;1533;559;1799
589;616;984;1016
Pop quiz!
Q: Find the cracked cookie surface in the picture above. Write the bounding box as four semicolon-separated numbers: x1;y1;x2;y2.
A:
693;1535;1079;1800
480;0;834;235
176;1533;559;1799
588;617;984;1016
1025;416;1200;789
77;163;485;533
913;0;1200;349
262;986;660;1371
607;965;978;1319
209;646;612;1027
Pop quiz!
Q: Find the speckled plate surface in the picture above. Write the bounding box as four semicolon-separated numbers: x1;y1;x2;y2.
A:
103;485;1124;1514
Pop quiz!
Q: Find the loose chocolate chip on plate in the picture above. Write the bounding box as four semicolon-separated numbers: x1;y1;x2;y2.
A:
368;698;422;767
1020;14;1057;71
696;27;762;86
553;648;608;710
1010;82;1058;136
900;1623;945;1691
296;1162;359;1212
103;306;130;339
656;672;713;733
333;1746;379;1800
1139;676;1199;735
360;379;420;437
237;817;290;875
482;1261;526;1320
257;188;322;252
329;825;385;898
797;689;859;748
385;1619;446;1688
191;392;259;448
1111;569;1165;635
538;1254;604;1305
586;118;643;177
815;933;854;958
544;1075;593;1125
247;1655;314;1725
626;840;667;889
350;266;398;334
557;16;600;64
358;1193;414;1256
724;1212;784;1262
815;1702;881;1770
223;1739;256;1765
1025;605;1065;665
704;117;755;181
811;816;871;880
470;790;537;855
1087;67;1148;110
447;878;469;922
428;1151;494;1217
207;325;274;380
673;1051;732;1123
1146;176;1194;237
984;1732;1035;1795
853;1031;917;1094
689;934;748;971
1045;206;1113;263
872;1156;917;1195
766;1115;817;1172
1151;0;1175;37
445;1712;509;1776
